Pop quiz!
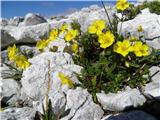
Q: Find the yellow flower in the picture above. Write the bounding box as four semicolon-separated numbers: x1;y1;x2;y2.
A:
137;25;143;32
36;39;50;51
7;44;18;61
133;41;149;57
14;55;30;70
71;43;78;53
98;31;115;49
58;72;74;88
60;23;68;33
130;36;137;41
49;29;59;41
64;29;78;42
116;0;129;11
88;20;106;35
114;39;132;57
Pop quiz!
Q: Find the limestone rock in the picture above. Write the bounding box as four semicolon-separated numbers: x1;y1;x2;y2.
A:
0;107;36;120
19;13;47;26
1;23;50;48
144;66;160;99
0;18;8;26
118;11;160;49
67;5;115;32
96;87;146;111
61;87;104;120
0;65;21;105
9;17;24;26
21;52;82;101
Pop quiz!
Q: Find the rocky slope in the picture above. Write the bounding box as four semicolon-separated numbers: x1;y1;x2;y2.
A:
1;4;160;120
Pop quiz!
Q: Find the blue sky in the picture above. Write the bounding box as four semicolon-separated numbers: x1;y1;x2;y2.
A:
1;0;137;19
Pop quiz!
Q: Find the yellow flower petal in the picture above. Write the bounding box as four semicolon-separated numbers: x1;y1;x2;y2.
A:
49;29;59;41
14;55;30;70
88;20;106;35
98;31;115;49
116;0;129;11
58;72;74;88
7;44;18;61
133;41;149;57
36;39;50;51
60;23;68;33
64;29;78;42
71;43;78;53
114;39;131;57
88;26;97;34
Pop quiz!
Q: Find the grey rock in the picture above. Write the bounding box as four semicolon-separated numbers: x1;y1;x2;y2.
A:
0;70;21;106
0;107;36;120
144;66;160;98
96;87;146;112
0;18;8;26
141;8;150;14
21;52;82;101
1;29;16;49
1;46;39;63
9;17;24;26
19;13;47;26
102;110;158;120
1;50;8;63
33;91;66;116
1;23;50;48
118;11;160;49
61;87;104;120
67;6;115;32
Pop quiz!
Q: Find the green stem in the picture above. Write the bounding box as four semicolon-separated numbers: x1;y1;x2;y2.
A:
101;0;113;32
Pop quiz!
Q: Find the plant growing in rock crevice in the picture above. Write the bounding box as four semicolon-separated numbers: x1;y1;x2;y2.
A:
34;60;71;120
31;0;160;102
120;1;160;21
2;44;31;81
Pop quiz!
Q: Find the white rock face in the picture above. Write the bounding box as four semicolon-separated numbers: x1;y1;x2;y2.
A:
21;52;82;100
118;10;160;49
145;66;160;98
8;17;24;26
67;5;115;32
47;35;66;53
0;107;36;120
33;91;66;116
0;18;8;26
0;78;21;105
96;87;146;112
48;5;115;32
0;64;21;105
1;23;50;48
19;13;47;26
102;110;157;120
61;87;104;120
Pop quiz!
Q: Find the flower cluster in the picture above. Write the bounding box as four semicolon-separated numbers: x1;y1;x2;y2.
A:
87;20;149;58
7;44;30;70
36;23;79;53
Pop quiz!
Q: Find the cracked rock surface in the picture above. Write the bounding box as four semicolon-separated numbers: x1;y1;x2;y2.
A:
118;9;160;49
96;87;146;112
21;52;82;101
0;107;36;120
